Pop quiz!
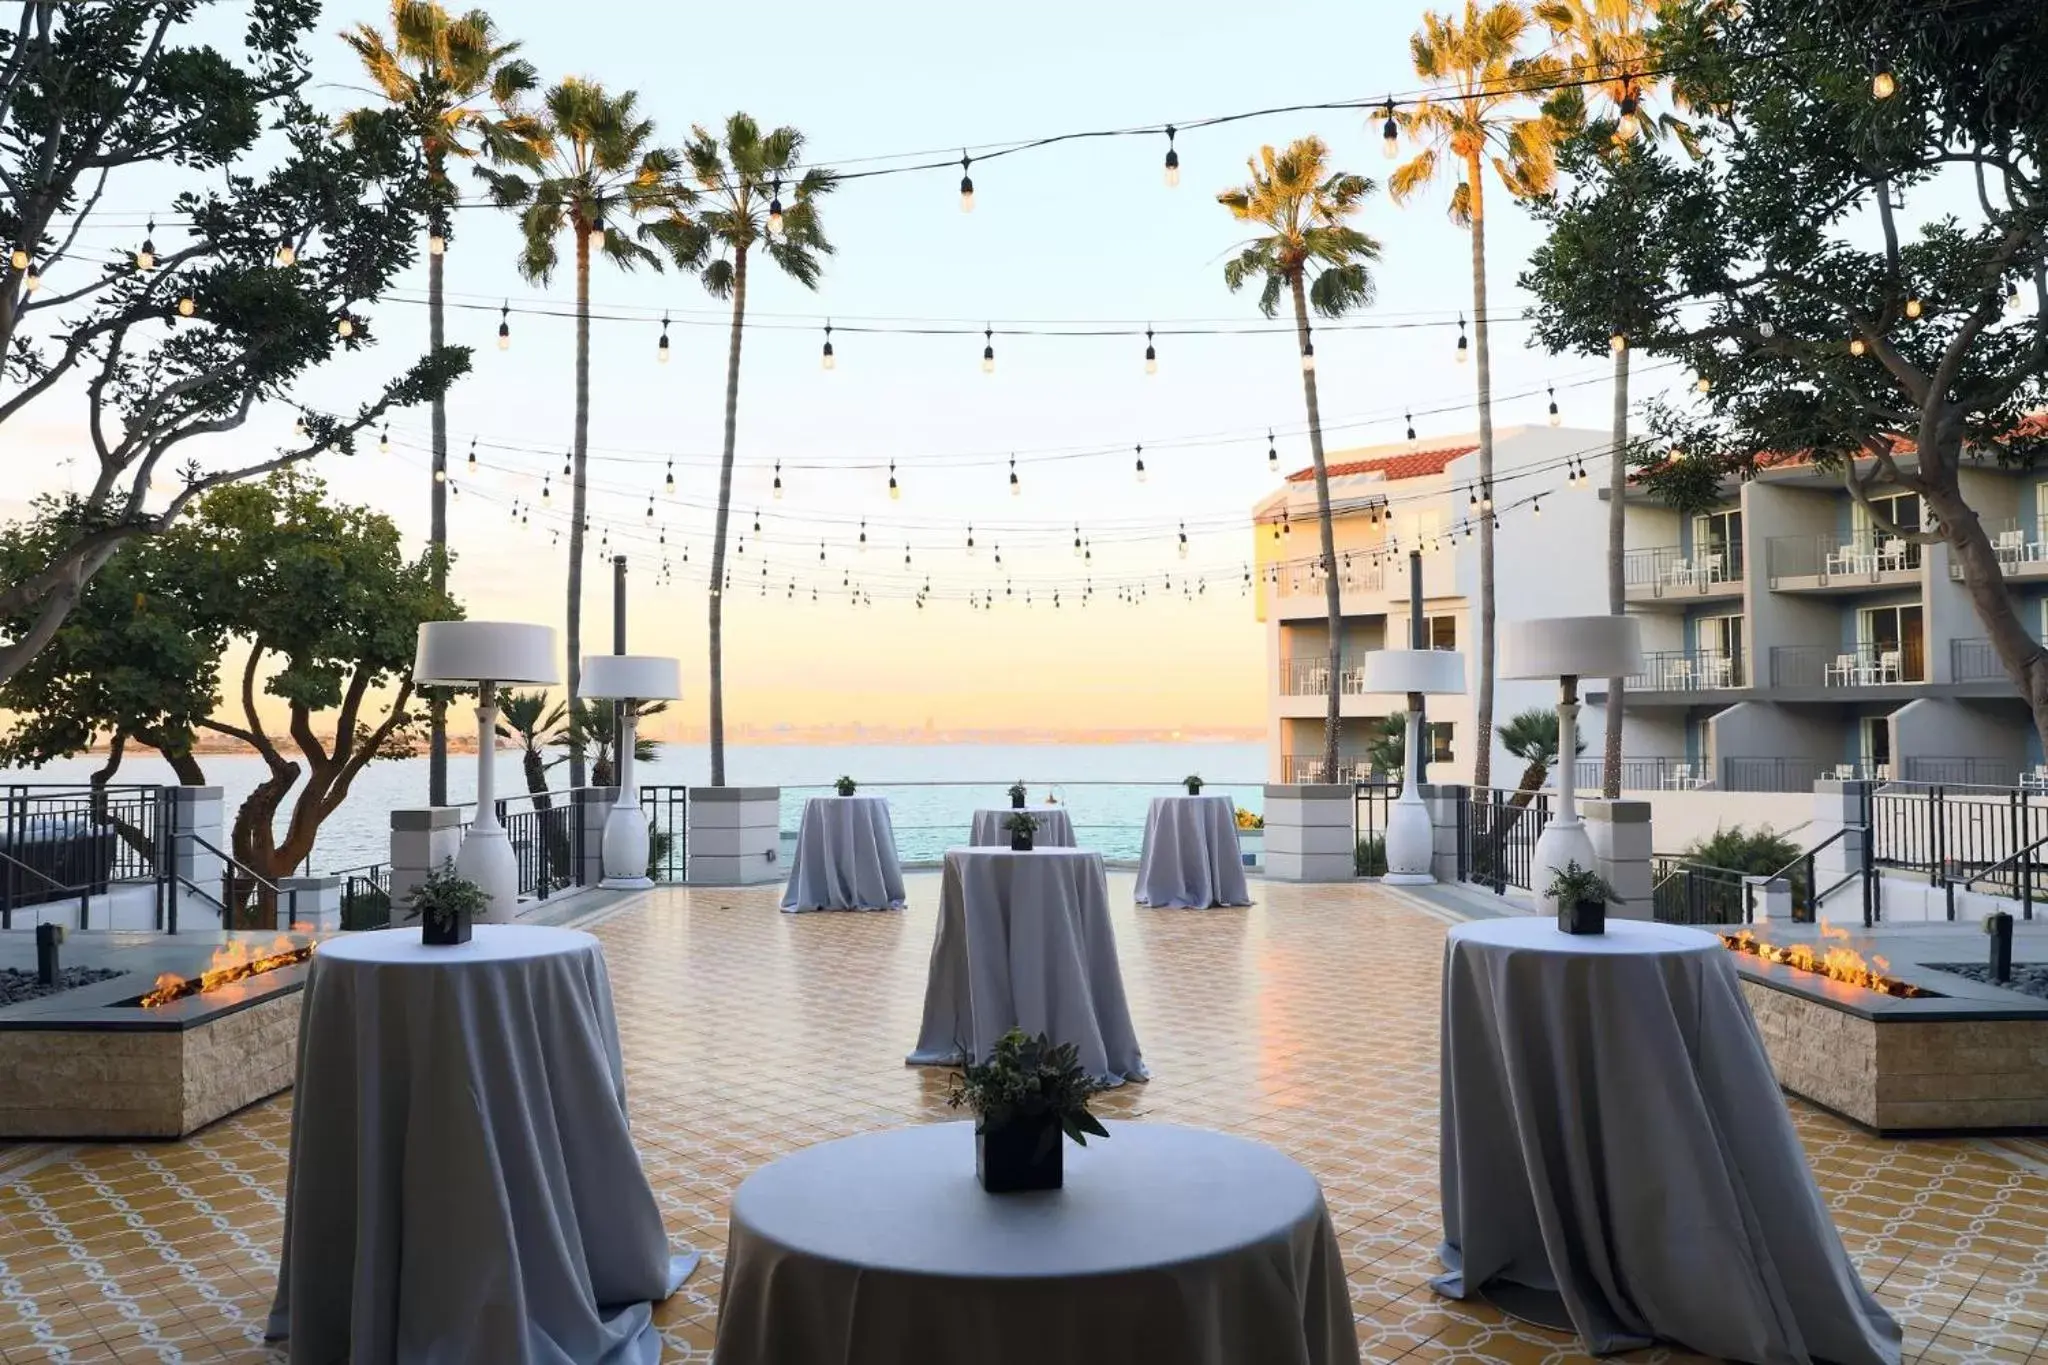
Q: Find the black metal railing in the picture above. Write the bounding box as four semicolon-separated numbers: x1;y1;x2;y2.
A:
501;799;580;902
1873;781;2048;901
1651;857;1754;925
336;863;393;930
1766;532;1922;580
1571;756;1711;791
1718;757;1837;793
1630;649;1746;692
1770;642;1925;688
1955;828;2048;920
1624;542;1745;593
1457;789;1552;894
1950;637;2007;683
1;783;169;921
1902;756;2021;788
1353;780;1397;876
640;787;688;882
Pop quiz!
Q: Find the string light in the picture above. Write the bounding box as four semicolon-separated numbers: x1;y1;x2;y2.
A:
590;222;606;251
982;325;995;374
754;509;762;533
1695;374;1711;393
1381;98;1399;159
135;219;156;271
1163;126;1180;187
1406;412;1417;444
767;178;784;236
1267;430;1278;473
1134;445;1146;483
2006;282;2024;315
1871;68;1897;100
337;313;354;337
21;262;39;293
562;452;571;476
1073;523;1083;557
1455;315;1468;364
889;460;901;500
542;474;550;500
1301;336;1315;372
7;247;24;270
773;460;783;499
378;424;390;454
1609;331;1626;353
664;458;675;490
821;321;835;370
177;294;195;318
1850;335;1866;356
859;519;868;552
275;236;295;267
1532;495;1542;518
1905;296;1923;319
646;495;655;518
497;301;510;350
966;523;976;555
959;153;975;212
1009;454;1020;496
658;312;670;362
1177;522;1188;558
429;229;446;256
1482;482;1494;513
1144;326;1157;375
467;438;477;470
1547;386;1560;426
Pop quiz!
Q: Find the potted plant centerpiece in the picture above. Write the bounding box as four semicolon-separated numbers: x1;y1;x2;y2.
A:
406;860;488;946
1008;779;1028;810
949;1028;1109;1193
834;775;857;796
1547;860;1614;936
1004;811;1039;852
1184;774;1204;795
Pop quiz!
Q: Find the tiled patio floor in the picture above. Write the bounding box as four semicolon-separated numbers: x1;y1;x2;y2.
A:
2;876;2046;1363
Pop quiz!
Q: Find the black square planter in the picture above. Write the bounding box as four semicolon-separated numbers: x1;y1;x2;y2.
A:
1010;831;1034;852
1558;898;1606;935
423;910;473;946
977;1115;1062;1193
1010;794;1026;810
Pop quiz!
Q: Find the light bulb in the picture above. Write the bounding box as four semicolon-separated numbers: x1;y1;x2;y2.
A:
1758;319;1776;338
1300;344;1315;372
1872;70;1896;99
959;153;975;212
982;327;995;374
1850;336;1866;356
275;240;295;267
1696;375;1711;392
1135;446;1146;483
822;322;835;370
378;426;390;454
433;468;446;483
22;266;39;293
590;224;605;250
8;248;25;270
889;462;901;500
767;189;784;236
497;303;511;350
429;233;446;255
1547;388;1561;426
1455;337;1467;364
136;222;156;271
2006;283;2024;315
773;462;783;499
177;295;195;317
293;416;307;437
1381;103;1398;160
1614;112;1639;143
1144;327;1157;374
1010;473;1021;497
1610;332;1627;353
337;316;354;337
658;318;670;362
1905;297;1923;319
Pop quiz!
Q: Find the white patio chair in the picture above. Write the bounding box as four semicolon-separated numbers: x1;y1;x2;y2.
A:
1877;538;1907;572
1824;544;1852;575
1703;654;1733;689
1834;763;1858;781
1996;528;2026;565
1826;653;1857;686
1879;649;1903;683
1874;763;1893;782
1668;762;1694;791
1702;552;1725;586
1667;656;1696;690
1665;557;1693;590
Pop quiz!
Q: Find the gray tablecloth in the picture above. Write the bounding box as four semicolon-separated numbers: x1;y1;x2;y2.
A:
780;795;907;912
1134;794;1250;907
1435;917;1901;1364
712;1121;1358;1365
908;848;1147;1085
968;806;1077;847
266;924;692;1365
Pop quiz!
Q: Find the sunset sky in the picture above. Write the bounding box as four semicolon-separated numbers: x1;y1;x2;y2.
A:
6;0;1684;738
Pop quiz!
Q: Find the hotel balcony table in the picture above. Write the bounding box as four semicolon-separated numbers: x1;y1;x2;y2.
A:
968;806;1077;848
1433;918;1900;1365
1134;794;1251;908
908;847;1146;1086
711;1121;1360;1365
781;794;907;912
266;925;694;1365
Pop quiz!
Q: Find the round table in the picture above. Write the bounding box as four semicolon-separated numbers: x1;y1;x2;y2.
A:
1134;794;1251;908
908;848;1146;1085
781;794;907;912
968;806;1077;847
266;925;692;1364
712;1121;1360;1365
1435;917;1901;1364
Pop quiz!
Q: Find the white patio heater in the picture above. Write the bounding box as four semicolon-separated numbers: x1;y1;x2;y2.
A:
579;653;681;890
1361;649;1468;884
1499;616;1643;911
413;621;560;920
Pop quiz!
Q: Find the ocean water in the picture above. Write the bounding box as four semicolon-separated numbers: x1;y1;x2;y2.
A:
2;742;1267;872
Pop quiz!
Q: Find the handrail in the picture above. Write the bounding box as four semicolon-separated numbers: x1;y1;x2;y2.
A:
1953;826;2048;922
1963;828;2048;889
0;844;82;893
0;845;97;932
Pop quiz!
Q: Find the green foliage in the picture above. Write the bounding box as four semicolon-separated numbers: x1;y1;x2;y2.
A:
947;1028;1110;1148
1183;774;1204;792
552;698;664;787
404;859;488;930
1368;714;1407;775
1682;825;1800;879
1003;811;1040;834
683;112;838;296
1006;780;1027;803
646;821;674;880
1546;859;1614;905
834;775;857;796
1217;137;1381;319
496;689;567;802
1356;834;1388;877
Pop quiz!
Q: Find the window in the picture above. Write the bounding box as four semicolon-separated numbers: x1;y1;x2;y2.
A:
1857;604;1925;681
1391;614;1456;650
1855;492;1924;568
1429;722;1454;763
1692;508;1742;563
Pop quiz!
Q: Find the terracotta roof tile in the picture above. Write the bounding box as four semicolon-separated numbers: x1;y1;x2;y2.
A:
1284;444;1477;484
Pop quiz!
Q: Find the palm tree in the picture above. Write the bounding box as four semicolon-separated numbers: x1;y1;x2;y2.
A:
682;113;835;787
482;80;702;790
1535;0;1693;798
1219;139;1382;785
1391;1;1562;791
1497;706;1585;808
495;688;566;807
555;698;667;788
341;1;538;808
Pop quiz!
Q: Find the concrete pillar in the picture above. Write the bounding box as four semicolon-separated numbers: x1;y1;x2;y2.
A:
574;788;616;888
390;808;465;921
168;786;224;932
1810;778;1874;920
1419;783;1468;885
1262;783;1356;882
1583;799;1653;920
687;787;782;886
277;875;341;931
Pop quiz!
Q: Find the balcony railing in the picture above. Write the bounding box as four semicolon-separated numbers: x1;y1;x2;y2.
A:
1769;642;1925;687
1571;756;1716;790
1629;649;1746;692
1720;757;1844;792
1281;654;1373;697
1951;637;2008;683
1267;553;1385;600
1901;756;2022;787
1955;516;2048;576
1281;755;1389;784
1624;543;1745;595
1766;533;1922;580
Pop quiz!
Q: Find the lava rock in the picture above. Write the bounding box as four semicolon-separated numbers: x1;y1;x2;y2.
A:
0;966;121;1007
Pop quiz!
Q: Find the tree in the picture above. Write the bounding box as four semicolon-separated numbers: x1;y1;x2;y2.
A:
1497;705;1584;808
1391;1;1562;789
495;688;565;807
554;697;666;788
1219;138;1383;784
1580;0;2048;755
0;0;468;688
341;0;539;808
0;474;455;919
1535;0;1695;798
482;78;700;789
682;112;835;787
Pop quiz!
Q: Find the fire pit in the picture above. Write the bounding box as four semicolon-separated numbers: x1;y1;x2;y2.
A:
1721;924;1929;999
0;931;320;1140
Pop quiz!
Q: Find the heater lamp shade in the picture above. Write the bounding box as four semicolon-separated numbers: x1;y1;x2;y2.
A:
1499;616;1643;680
580;654;682;701
1362;649;1467;695
414;621;559;686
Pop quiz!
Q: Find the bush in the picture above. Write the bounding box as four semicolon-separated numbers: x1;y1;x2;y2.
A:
1356;834;1388;877
1684;825;1800;877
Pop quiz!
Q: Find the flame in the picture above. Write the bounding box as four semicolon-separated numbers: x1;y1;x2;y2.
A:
1722;919;1928;998
137;934;313;1008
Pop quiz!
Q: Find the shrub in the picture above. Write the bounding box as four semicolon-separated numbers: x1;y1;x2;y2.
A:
1356;833;1388;877
1684;825;1800;878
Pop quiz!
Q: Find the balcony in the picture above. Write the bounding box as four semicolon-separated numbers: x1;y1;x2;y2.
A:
1624;543;1744;606
1627;649;1747;693
1765;533;1922;592
1571;755;1716;790
1266;552;1385;609
1948;516;2048;582
1769;643;1925;688
1280;654;1371;697
1951;637;2009;684
1280;754;1387;783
